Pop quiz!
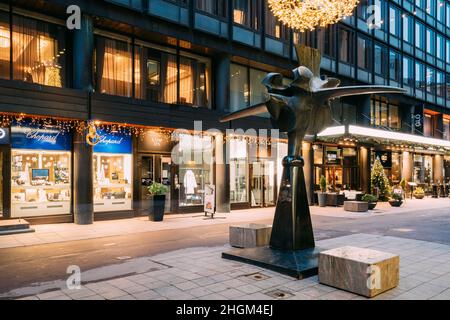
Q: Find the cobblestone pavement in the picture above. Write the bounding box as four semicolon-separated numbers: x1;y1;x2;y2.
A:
10;233;450;300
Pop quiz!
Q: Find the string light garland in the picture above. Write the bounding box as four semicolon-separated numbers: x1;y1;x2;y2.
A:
268;0;360;32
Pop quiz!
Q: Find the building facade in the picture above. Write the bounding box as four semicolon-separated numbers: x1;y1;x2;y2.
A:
0;0;449;223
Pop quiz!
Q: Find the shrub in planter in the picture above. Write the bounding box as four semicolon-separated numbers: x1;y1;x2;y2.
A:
148;182;169;221
318;175;327;207
389;193;403;207
362;194;378;210
413;187;425;199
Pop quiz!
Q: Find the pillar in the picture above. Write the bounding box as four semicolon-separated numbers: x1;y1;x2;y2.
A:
73;14;94;91
359;146;371;193
302;142;314;206
434;155;444;183
73;130;94;225
402;151;413;183
215;133;230;213
214;53;231;113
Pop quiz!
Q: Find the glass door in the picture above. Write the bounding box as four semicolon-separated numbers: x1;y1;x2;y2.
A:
140;154;171;212
250;160;276;207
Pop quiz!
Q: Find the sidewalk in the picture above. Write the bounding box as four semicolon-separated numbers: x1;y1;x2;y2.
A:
8;233;450;300
1;198;449;249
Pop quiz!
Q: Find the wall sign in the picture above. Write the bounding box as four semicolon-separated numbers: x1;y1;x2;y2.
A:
138;130;174;153
375;151;392;168
0;127;10;145
412;105;424;134
93;130;132;154
11;124;71;151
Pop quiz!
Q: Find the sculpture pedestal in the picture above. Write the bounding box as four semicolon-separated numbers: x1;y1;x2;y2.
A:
222;247;322;279
223;156;319;279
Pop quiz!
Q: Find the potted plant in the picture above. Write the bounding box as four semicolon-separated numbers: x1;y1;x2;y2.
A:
318;175;327;207
413;187;425;199
148;182;169;221
389;192;403;207
362;194;378;210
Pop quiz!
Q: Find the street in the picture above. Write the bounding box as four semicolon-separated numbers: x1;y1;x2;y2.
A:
1;203;450;297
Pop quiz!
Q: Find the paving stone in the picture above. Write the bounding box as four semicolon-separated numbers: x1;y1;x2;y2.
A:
37;290;66;300
186;287;214;298
218;288;246;299
100;288;129;300
235;284;261;294
204;282;230;293
132;290;160;300
174;281;200;291
192;276;217;287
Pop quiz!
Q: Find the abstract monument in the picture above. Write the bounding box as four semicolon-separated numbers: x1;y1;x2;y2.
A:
221;45;406;278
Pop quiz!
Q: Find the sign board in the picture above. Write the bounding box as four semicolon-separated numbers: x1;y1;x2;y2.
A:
11;124;71;151
93;130;132;154
0;127;10;145
412;105;424;134
204;184;215;215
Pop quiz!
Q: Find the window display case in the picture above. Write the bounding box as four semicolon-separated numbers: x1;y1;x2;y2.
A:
11;150;71;217
93;130;133;212
93;153;132;212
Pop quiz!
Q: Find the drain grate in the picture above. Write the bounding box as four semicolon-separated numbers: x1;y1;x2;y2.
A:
244;272;271;281
264;289;294;300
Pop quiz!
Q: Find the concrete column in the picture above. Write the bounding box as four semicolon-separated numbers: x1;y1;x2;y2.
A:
73;130;94;225
434;155;444;183
402;151;413;183
215;133;230;213
213;53;231;113
302;142;314;206
73;14;94;91
359;146;371;193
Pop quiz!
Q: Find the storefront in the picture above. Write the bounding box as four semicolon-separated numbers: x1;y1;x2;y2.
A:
10;122;72;218
93;130;133;213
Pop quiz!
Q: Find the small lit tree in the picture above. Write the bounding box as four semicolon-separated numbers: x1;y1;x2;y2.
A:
371;158;390;201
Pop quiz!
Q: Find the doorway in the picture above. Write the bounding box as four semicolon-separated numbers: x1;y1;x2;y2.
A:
0;145;11;219
250;159;276;207
139;154;171;213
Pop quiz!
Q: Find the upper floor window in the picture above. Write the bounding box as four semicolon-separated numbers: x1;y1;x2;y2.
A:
339;28;355;64
229;63;268;113
370;99;401;130
426;28;435;56
389;50;401;83
95;36;133;97
437;1;446;23
233;0;260;30
403;56;414;87
265;3;289;40
0;14;67;87
389;6;401;38
109;0;142;10
403;14;414;44
136;47;211;108
196;0;227;18
357;36;371;71
0;11;10;80
415;22;425;50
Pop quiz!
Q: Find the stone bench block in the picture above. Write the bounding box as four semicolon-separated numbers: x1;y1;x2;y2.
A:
318;246;399;298
344;201;369;212
229;223;272;248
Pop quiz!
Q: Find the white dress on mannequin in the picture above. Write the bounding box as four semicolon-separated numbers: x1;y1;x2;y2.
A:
183;170;197;194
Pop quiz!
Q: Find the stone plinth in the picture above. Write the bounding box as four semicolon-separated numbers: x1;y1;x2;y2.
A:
318;246;399;298
344;201;369;212
229;224;272;248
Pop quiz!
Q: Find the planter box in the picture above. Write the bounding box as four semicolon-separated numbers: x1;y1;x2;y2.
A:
229;224;272;248
319;246;399;297
344;201;369;212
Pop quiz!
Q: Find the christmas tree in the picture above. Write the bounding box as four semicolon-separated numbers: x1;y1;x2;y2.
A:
371;158;391;201
45;66;62;88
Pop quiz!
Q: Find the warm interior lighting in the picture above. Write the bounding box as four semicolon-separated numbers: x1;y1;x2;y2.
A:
0;27;9;48
268;0;360;32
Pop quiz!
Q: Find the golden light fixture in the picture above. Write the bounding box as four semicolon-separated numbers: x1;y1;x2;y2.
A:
268;0;360;32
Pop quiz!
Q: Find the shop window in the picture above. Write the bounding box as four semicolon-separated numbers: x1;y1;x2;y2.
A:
424;155;433;184
325;147;342;165
313;145;323;165
229;139;248;203
413;154;424;183
176;134;213;207
12;15;66;87
11;124;72;218
93;130;133;212
249;68;267;106
95;36;133;97
0;10;10;79
392;152;401;184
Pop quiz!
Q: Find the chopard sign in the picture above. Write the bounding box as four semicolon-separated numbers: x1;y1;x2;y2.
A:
99;136;123;145
25;129;60;145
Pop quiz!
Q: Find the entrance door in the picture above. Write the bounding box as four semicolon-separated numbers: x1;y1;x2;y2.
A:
250;160;275;207
139;154;171;213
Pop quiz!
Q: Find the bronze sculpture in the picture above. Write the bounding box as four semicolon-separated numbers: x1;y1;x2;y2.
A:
221;46;405;269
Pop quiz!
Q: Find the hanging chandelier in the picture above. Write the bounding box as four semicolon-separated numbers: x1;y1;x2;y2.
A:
268;0;360;32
